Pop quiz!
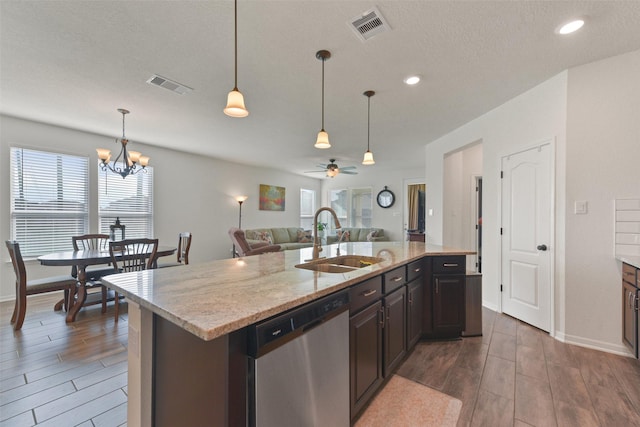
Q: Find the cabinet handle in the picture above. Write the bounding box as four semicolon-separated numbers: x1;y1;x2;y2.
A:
443;263;459;267
386;306;390;320
362;289;377;297
391;276;403;282
379;306;385;328
630;291;635;309
409;296;413;305
635;295;639;312
413;268;421;273
435;278;439;294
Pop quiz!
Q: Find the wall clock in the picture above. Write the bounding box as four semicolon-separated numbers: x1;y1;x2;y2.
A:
376;186;395;208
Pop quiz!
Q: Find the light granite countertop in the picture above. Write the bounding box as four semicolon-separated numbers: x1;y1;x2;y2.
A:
618;255;640;270
101;241;474;341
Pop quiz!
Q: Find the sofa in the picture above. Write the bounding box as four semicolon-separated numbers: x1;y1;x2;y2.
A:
326;227;386;244
244;226;387;251
244;227;314;251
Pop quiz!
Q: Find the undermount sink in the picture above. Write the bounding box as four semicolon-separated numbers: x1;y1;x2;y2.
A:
295;255;383;273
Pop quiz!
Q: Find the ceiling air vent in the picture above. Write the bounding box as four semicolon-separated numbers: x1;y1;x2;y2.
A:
348;7;390;42
146;74;193;95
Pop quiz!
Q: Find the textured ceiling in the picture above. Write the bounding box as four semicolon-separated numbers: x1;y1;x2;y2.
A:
2;1;640;176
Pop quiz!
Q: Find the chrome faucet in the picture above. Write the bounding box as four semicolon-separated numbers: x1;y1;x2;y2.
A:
312;207;341;259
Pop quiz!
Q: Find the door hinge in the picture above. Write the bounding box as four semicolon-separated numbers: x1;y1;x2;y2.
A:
500;284;503;292
500;171;504;179
500;228;503;235
475;224;479;230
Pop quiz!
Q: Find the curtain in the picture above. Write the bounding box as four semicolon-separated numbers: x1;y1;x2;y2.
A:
407;184;425;230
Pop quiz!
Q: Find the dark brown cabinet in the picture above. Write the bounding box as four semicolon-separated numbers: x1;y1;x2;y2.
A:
622;263;639;358
407;278;424;348
350;300;383;417
383;286;407;376
424;256;466;338
433;274;466;336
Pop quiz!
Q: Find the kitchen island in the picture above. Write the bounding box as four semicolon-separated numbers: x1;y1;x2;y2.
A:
101;241;474;426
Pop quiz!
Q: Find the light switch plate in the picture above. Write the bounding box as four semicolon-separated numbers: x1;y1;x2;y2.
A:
574;200;588;214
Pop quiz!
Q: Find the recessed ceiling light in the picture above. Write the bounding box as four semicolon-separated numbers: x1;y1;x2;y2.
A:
404;75;421;85
556;19;585;35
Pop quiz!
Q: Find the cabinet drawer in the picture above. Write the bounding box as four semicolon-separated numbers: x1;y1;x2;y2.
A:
350;276;383;314
383;266;406;294
623;263;637;286
432;256;465;274
407;260;424;282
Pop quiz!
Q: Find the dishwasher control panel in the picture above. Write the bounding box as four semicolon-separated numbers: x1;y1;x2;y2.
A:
247;289;349;358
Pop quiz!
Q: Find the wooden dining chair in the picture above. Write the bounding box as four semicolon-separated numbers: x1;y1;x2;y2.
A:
72;234;118;313
159;232;192;268
5;240;77;331
109;238;158;321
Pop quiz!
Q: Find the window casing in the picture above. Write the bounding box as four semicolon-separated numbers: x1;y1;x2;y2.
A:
98;167;153;239
300;189;316;230
328;187;372;232
10;147;89;257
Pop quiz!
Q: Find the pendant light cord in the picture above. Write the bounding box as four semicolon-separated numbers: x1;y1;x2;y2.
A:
367;95;371;150
321;57;325;130
234;0;238;90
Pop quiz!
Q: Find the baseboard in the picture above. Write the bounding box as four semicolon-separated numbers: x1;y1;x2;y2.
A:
557;331;635;358
481;301;498;312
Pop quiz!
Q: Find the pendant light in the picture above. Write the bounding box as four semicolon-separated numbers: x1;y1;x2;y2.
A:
314;50;331;149
362;90;375;165
223;0;249;117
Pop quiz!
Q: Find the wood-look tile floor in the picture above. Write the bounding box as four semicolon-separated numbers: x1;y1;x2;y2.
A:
1;293;639;426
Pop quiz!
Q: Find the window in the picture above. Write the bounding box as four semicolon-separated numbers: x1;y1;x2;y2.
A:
300;189;316;230
98;167;153;239
329;187;372;231
10;147;89;257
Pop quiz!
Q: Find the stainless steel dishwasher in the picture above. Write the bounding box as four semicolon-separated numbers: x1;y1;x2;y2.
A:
248;289;350;427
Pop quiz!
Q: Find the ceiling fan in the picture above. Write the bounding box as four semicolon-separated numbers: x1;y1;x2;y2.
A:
305;159;358;178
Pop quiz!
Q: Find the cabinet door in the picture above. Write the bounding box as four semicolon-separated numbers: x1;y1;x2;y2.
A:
407;279;424;349
433;274;465;337
622;281;638;357
350;300;383;419
383;287;407;376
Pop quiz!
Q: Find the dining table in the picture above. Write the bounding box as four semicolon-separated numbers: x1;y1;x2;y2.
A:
38;245;177;322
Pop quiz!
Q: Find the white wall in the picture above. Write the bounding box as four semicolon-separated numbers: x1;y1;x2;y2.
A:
426;49;640;354
425;71;568;325
443;141;483;254
320;166;425;242
0;115;321;301
563;50;640;351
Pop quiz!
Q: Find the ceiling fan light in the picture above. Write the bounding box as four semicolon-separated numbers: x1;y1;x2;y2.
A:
326;168;338;178
362;150;375;165
224;89;249;117
315;130;331;149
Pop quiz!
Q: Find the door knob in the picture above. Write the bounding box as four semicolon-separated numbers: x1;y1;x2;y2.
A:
537;244;548;251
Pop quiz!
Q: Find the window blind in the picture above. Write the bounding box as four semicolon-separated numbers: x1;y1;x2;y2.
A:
98;166;153;239
10;147;89;257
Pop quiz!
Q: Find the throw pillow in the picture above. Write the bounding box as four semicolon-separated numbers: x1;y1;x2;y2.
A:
297;229;313;243
366;230;378;241
257;231;273;245
337;230;350;242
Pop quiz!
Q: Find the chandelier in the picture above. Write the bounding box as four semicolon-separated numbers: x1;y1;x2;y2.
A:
97;108;149;179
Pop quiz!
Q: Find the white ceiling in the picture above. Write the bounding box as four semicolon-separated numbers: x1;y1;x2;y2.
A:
2;1;640;177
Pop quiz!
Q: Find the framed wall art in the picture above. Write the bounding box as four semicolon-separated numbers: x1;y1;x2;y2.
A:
259;184;285;211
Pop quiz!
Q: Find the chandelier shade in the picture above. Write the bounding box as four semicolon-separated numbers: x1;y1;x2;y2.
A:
97;109;149;179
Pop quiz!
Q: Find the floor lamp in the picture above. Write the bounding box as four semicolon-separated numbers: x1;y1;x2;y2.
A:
233;196;248;258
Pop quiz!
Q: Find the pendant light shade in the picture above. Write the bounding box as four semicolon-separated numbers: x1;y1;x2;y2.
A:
314;50;331;149
224;0;249;118
362;90;376;165
224;88;248;117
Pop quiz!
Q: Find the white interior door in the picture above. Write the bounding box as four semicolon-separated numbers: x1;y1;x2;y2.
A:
501;142;552;332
